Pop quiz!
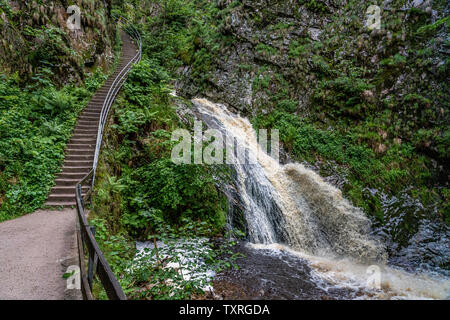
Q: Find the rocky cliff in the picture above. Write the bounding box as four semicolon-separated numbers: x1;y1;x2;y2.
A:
179;0;448;164
0;0;118;85
171;0;449;245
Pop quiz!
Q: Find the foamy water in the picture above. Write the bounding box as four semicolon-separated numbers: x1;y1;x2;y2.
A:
132;239;215;293
248;243;449;300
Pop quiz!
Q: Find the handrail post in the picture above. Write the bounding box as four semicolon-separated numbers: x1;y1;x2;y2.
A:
77;184;84;208
87;226;96;289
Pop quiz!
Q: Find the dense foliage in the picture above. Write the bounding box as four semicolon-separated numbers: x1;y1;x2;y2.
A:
89;35;233;298
0;70;107;221
0;0;116;85
92;55;227;233
0;0;121;219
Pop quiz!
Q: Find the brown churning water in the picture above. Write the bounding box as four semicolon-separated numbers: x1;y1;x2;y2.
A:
193;98;450;299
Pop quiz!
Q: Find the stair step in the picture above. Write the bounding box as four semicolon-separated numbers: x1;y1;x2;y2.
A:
90;99;107;104
74;124;98;128
73;129;98;134
47;194;77;202
77;124;98;129
45;201;76;208
91;92;108;96
85;104;104;108
80;114;101;119
66;143;95;149
78;116;99;121
69;139;97;145
61;166;92;173
79;112;100;117
81;111;101;116
75;127;98;132
65;154;94;161
78;119;98;124
57;172;88;180
66;149;93;155
88;100;106;104
84;107;103;112
76;124;98;129
50;186;89;194
89;100;106;106
71;132;97;137
86;107;104;112
54;179;81;186
78;121;99;127
70;138;97;144
78;116;100;121
64;160;93;167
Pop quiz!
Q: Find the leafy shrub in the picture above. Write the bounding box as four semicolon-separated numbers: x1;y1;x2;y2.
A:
313;75;374;118
278;99;298;113
0;70;104;221
90;55;232;299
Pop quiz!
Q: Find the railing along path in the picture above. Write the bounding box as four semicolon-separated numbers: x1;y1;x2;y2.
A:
75;15;142;300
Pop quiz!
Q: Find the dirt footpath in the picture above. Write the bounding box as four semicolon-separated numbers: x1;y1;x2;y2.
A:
0;209;81;300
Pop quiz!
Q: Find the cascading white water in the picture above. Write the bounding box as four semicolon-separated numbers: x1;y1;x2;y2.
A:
193;98;386;262
192;97;450;299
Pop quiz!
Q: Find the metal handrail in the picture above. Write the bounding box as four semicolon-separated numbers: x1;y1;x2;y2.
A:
75;15;142;300
92;15;142;188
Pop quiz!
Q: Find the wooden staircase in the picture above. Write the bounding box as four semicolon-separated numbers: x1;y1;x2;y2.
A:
45;33;138;207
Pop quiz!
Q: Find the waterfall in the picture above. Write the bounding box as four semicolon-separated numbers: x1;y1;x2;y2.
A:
192;98;387;264
188;97;450;299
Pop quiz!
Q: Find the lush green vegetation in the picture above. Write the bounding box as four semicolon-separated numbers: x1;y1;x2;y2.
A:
0;0;117;86
120;0;448;243
252;110;439;226
91;55;227;235
1;0;239;299
89;57;240;298
88;4;240;295
246;3;448;246
0;0;121;219
0;69;107;221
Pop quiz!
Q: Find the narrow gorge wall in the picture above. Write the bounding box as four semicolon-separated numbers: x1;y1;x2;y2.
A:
172;0;449;249
0;0;118;85
177;0;448;165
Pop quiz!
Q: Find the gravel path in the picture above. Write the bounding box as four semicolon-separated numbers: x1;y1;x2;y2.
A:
0;209;81;300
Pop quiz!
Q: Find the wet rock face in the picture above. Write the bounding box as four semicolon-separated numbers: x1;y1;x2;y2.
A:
177;0;336;113
0;0;117;85
207;43;255;112
177;0;346;115
176;0;448;166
